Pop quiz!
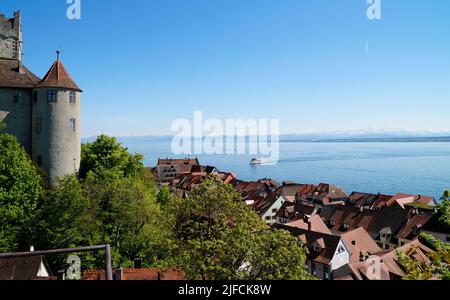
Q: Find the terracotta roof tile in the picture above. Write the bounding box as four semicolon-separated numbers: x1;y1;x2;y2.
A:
274;224;342;264
333;240;434;280
0;59;40;88
285;215;332;234
35;59;82;91
341;227;382;263
83;268;186;281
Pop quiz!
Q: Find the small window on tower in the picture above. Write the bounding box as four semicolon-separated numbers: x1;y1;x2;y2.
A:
69;91;76;104
69;118;76;133
14;93;23;104
35;117;42;134
37;156;42;165
33;91;38;103
47;90;58;103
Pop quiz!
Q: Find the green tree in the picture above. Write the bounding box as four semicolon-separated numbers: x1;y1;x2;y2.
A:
0;134;43;252
79;135;144;180
167;178;311;280
31;176;101;269
84;172;174;268
437;190;450;226
32;135;174;270
156;186;173;206
244;229;312;280
397;233;450;280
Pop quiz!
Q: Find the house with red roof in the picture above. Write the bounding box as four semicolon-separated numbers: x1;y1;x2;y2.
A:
274;224;350;280
333;240;435;280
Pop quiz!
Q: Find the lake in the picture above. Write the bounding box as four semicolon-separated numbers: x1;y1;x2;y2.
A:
111;138;450;199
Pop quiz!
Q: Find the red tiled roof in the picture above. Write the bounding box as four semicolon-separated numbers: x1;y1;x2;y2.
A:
0;59;40;88
334;240;434;280
341;227;382;263
35;59;82;91
274;224;342;265
387;193;436;208
83;268;186;281
348;192;393;208
285;215;332;235
157;158;200;166
396;213;432;239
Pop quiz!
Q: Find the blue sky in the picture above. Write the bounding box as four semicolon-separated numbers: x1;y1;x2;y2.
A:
2;0;450;136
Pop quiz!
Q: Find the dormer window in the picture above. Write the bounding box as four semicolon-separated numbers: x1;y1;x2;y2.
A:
69;91;76;104
330;220;336;226
47;90;58;103
313;242;322;252
343;224;350;229
337;245;346;254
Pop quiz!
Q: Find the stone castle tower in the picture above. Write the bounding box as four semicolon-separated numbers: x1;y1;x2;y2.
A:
0;11;82;186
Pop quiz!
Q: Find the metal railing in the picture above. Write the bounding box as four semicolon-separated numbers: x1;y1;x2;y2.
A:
0;244;113;280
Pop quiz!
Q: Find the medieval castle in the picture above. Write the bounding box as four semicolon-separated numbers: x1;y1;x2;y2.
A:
0;11;82;186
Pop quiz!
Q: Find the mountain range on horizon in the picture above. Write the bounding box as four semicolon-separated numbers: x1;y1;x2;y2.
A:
82;129;450;143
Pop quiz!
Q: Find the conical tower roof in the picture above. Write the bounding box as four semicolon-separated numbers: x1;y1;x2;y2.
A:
36;56;82;92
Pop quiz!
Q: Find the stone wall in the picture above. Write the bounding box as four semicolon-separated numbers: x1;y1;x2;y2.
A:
0;11;22;60
32;88;81;186
0;87;32;152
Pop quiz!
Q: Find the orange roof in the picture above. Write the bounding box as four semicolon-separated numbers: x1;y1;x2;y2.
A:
83;268;186;281
0;59;40;88
35;59;82;91
334;240;434;280
341;227;382;263
387;193;436;208
285;215;332;235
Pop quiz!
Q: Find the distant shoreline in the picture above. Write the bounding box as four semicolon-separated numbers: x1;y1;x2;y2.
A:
82;135;450;143
281;137;450;143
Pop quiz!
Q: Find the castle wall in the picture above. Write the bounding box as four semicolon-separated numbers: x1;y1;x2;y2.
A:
32;88;81;185
0;11;22;60
0;87;32;152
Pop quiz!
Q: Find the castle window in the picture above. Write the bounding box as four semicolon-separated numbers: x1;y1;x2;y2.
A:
69;91;76;104
47;90;58;103
69;118;76;133
35;117;42;134
14;93;23;104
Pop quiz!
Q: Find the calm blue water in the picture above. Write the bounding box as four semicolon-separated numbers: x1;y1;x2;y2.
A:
115;139;450;199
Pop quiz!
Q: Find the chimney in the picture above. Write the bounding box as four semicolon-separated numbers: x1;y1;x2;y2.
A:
17;60;25;74
57;270;66;281
359;251;365;262
303;215;312;231
115;265;123;281
134;258;142;269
